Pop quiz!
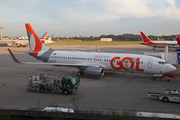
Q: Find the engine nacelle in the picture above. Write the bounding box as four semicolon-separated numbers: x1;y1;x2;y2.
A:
7;43;13;46
84;67;104;77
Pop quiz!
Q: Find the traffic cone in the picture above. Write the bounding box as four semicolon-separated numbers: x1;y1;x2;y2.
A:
129;76;131;79
108;77;110;81
4;82;6;86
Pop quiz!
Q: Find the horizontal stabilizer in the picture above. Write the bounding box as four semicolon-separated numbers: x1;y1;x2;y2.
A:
8;48;22;63
11;50;35;53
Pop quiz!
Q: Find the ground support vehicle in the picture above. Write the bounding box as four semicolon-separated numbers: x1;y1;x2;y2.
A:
27;74;80;95
147;89;180;102
162;76;179;82
151;72;179;82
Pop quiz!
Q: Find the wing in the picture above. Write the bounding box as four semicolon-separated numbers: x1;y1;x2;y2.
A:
12;40;28;45
8;48;105;68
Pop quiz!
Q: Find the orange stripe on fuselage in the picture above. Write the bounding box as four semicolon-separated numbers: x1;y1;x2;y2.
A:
25;23;42;56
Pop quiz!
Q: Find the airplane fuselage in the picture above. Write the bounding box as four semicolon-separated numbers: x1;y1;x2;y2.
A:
37;50;174;74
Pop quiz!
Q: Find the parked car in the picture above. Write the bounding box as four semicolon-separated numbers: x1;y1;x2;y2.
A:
42;106;74;113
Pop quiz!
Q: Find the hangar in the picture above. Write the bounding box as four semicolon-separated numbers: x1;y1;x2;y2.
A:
100;38;112;41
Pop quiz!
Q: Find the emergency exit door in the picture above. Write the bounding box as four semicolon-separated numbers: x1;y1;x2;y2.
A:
147;59;152;68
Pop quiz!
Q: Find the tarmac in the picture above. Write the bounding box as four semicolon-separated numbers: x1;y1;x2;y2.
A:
0;45;180;115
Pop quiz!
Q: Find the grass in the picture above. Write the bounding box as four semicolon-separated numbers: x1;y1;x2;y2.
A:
50;40;140;45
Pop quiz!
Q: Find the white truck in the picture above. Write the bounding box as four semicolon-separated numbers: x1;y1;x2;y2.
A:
147;89;180;103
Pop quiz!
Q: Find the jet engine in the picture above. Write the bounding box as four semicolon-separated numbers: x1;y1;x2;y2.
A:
84;67;104;77
7;43;13;46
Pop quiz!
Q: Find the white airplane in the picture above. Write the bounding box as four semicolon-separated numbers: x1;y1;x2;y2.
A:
140;31;178;51
8;23;176;78
42;34;54;44
0;32;48;47
0;39;29;47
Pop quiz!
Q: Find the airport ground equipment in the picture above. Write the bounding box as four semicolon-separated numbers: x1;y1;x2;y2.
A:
151;72;179;81
27;74;80;95
147;89;180;103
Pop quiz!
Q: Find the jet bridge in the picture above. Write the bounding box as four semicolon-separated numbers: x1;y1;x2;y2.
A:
144;46;179;65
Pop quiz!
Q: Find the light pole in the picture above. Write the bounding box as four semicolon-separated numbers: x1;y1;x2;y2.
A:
0;27;3;40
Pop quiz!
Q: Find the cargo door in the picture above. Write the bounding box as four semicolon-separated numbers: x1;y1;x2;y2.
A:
147;59;152;68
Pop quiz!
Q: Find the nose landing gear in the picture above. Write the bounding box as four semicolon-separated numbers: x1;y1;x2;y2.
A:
77;71;84;76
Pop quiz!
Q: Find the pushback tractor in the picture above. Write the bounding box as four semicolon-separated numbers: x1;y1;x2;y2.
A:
27;74;80;95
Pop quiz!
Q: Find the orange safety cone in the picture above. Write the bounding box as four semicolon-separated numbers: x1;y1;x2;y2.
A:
20;66;22;69
108;77;110;80
129;76;131;79
4;83;6;86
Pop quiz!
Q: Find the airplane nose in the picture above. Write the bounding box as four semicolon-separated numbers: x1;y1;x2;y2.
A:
169;65;176;72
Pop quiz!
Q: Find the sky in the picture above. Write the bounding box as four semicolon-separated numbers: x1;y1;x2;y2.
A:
1;0;180;37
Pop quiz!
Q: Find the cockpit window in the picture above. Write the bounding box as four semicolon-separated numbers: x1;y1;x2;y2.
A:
158;61;168;64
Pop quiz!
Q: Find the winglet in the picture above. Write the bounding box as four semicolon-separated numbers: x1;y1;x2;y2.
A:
8;48;22;63
176;35;180;46
140;31;152;43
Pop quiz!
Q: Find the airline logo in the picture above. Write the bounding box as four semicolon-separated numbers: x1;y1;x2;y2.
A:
42;32;48;40
26;23;42;56
143;36;147;41
140;31;151;43
94;55;103;58
110;57;144;72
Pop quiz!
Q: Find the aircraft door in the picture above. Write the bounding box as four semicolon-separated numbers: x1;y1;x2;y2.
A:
147;59;152;68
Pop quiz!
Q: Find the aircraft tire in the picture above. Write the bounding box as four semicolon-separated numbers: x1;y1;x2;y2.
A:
163;97;169;102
